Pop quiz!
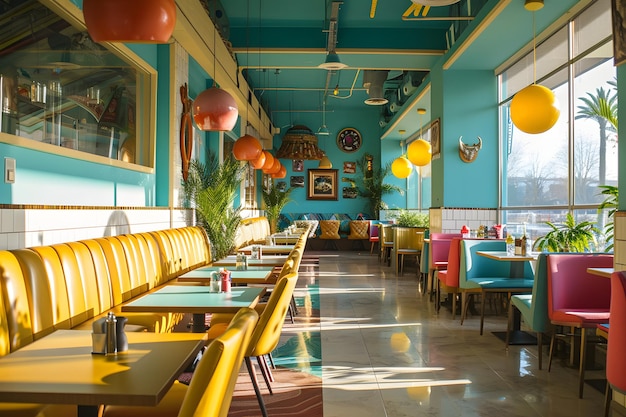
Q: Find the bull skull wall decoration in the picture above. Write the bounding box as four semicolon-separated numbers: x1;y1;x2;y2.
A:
458;136;482;163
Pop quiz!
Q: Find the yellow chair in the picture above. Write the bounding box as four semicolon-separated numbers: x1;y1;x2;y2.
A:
348;220;369;249
102;307;259;417
319;220;341;250
395;227;424;276
380;224;395;266
208;272;298;417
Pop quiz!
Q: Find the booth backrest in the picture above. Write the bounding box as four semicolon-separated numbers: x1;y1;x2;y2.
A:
0;226;212;356
234;217;271;250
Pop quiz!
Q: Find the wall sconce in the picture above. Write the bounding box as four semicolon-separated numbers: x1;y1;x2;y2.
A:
458;136;482;163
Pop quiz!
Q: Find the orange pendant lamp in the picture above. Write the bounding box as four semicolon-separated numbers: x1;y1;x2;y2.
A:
192;87;239;131
250;151;266;169
264;158;282;174
83;0;176;43
233;134;263;161
271;165;287;179
261;151;275;170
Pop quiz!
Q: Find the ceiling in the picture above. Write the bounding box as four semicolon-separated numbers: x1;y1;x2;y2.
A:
210;0;586;141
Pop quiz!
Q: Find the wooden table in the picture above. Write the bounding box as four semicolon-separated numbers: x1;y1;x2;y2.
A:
0;329;206;417
213;255;289;267
122;285;265;332
476;250;537;345
587;267;614;278
177;266;275;284
239;244;295;255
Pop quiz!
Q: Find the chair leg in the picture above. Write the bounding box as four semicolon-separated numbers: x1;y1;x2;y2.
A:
435;277;441;314
605;381;612;417
245;357;269;417
268;352;276;369
257;356;274;394
505;301;514;347
548;330;556;372
480;291;486;335
451;291;458;320
460;292;468;325
578;328;587;398
537;332;543;370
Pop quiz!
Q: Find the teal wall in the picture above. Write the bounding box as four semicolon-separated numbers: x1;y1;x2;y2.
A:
430;68;498;208
275;107;383;217
0;143;154;205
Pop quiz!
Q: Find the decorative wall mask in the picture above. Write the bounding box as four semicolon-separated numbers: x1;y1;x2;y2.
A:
458;136;482;163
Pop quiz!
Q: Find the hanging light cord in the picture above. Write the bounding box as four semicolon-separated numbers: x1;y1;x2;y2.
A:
532;11;537;84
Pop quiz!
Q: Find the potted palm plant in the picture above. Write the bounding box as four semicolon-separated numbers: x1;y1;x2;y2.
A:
532;213;598;252
182;153;246;260
354;154;404;219
598;184;618;251
262;184;294;233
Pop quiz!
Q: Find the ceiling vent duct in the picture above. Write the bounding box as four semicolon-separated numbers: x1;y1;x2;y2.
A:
363;70;389;106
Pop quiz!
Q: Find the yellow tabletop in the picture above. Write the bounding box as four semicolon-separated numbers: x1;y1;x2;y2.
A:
0;330;206;408
122;285;265;314
587;267;614;278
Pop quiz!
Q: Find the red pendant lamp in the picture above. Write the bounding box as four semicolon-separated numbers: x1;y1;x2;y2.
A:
192;87;239;131
233;133;263;161
250;151;267;169
83;0;176;43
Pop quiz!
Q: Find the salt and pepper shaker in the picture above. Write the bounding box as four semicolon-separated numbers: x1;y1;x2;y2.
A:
105;311;117;355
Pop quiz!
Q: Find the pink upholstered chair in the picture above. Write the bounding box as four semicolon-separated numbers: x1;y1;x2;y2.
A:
605;271;626;416
546;253;613;398
428;233;462;300
368;220;379;255
435;237;461;319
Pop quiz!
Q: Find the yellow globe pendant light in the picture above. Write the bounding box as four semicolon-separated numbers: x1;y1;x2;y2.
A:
510;1;560;134
510;84;559;134
392;156;412;178
407;139;431;167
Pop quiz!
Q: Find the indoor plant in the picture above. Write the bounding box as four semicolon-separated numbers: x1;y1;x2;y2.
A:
262;184;294;233
182;153;246;260
598;184;618;251
392;210;429;228
532;213;598;252
355;154;404;219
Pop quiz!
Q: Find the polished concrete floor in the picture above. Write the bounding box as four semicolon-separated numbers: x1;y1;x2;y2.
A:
280;250;607;417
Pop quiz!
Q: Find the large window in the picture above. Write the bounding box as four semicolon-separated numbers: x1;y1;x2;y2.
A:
0;0;153;167
499;0;616;247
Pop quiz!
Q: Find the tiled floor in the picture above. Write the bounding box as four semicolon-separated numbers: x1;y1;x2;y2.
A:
281;250;608;417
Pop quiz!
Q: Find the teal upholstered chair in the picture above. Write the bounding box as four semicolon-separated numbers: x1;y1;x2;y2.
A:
506;253;551;369
458;239;534;334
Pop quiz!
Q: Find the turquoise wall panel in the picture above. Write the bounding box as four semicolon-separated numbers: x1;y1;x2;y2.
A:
437;69;498;208
277;107;383;217
154;44;172;206
0;143;154;205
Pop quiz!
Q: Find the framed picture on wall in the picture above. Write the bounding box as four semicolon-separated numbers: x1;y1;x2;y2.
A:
343;161;356;174
612;0;626;66
292;159;304;172
430;118;441;160
307;169;338;200
290;176;304;188
342;187;358;199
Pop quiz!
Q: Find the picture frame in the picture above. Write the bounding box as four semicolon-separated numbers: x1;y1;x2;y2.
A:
342;186;358;199
290;175;304;188
292;159;304;172
343;161;356;174
307;169;338;200
612;0;626;66
430;118;441;160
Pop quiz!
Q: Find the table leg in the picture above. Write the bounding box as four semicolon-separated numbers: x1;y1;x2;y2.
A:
78;405;100;417
191;313;206;333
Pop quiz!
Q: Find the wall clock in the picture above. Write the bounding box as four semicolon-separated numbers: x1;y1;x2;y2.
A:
337;128;362;152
